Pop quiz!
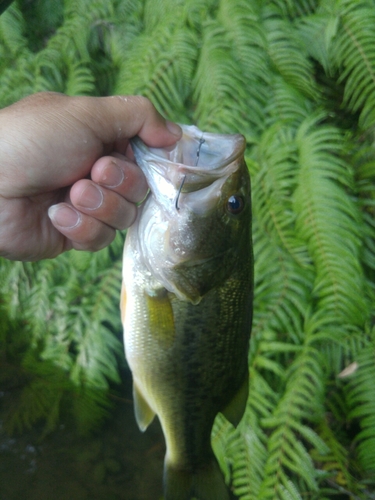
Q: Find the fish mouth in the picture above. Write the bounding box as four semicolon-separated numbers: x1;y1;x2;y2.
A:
131;125;246;194
132;125;245;168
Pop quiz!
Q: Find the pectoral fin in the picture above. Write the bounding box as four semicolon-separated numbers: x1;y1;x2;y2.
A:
221;375;249;428
145;288;175;347
133;382;155;432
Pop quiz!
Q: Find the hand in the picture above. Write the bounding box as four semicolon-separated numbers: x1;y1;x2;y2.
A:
0;92;182;261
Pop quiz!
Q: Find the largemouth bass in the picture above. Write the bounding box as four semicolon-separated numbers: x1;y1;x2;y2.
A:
121;125;253;500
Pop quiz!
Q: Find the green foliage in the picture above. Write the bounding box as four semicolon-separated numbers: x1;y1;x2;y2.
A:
1;0;375;497
0;233;125;435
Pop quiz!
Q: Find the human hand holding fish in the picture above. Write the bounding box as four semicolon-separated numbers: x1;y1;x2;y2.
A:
0;92;181;261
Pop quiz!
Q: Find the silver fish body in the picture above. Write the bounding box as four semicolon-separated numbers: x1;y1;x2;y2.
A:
121;125;253;500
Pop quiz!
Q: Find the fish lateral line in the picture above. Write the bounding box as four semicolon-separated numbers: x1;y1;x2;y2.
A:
175;135;205;211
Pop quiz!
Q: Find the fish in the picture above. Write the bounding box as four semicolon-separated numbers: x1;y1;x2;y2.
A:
121;124;253;500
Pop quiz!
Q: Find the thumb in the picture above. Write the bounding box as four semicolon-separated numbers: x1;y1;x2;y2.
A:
71;94;182;150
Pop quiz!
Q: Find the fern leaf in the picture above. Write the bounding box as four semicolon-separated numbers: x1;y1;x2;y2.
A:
258;343;325;499
115;21;197;120
252;229;313;344
293;114;367;326
297;12;339;75
332;0;375;130
217;0;270;133
63;59;96;96
251;123;312;268
345;336;375;472
265;77;313;126
193;20;264;136
3;352;70;435
269;0;318;19
263;9;320;100
0;3;28;57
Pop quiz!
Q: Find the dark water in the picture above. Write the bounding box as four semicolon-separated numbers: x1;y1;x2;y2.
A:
0;375;165;500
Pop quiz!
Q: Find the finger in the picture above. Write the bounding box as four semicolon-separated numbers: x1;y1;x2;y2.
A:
90;154;148;203
73;94;182;152
48;203;116;252
1;93;182;196
69;179;137;230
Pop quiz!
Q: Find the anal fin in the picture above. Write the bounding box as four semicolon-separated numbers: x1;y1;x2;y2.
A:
133;381;156;432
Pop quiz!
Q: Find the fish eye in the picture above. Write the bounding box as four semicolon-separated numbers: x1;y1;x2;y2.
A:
227;195;244;215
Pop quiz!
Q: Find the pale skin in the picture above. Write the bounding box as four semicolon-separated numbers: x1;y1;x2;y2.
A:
0;92;182;261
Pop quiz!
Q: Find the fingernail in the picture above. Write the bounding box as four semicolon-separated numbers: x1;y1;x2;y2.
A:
48;205;81;228
100;161;124;188
77;184;103;210
166;120;182;137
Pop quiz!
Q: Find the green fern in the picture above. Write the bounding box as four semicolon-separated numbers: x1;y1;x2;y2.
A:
331;0;375;131
263;7;320;101
344;331;375;473
0;234;125;434
294;115;366;326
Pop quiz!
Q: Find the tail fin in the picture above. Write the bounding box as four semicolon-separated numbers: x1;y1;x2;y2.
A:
164;458;230;500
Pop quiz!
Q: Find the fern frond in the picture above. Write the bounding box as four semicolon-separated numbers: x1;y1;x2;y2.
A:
258;343;326;499
0;236;124;435
268;0;318;19
297;12;339;75
263;9;320;100
63;59;96;96
345;334;375;472
265;77;313;126
217;0;270;136
332;0;375;130
3;352;70;435
193;21;264;137
251;219;313;344
0;3;28;58
312;418;354;493
212;369;276;500
230;422;268;500
115;21;197;120
353;145;375;290
70;385;113;435
251;123;312;268
293;115;367;326
0;54;35;107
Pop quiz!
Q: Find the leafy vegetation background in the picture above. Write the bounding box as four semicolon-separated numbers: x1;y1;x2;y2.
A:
1;0;375;498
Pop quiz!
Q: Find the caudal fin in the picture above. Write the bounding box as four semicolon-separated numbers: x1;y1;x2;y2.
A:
164;458;231;500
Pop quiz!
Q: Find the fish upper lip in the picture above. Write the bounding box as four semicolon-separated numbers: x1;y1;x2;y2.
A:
131;126;246;174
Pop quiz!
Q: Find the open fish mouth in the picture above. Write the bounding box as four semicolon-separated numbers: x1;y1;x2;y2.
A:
130;125;246;200
132;124;245;169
